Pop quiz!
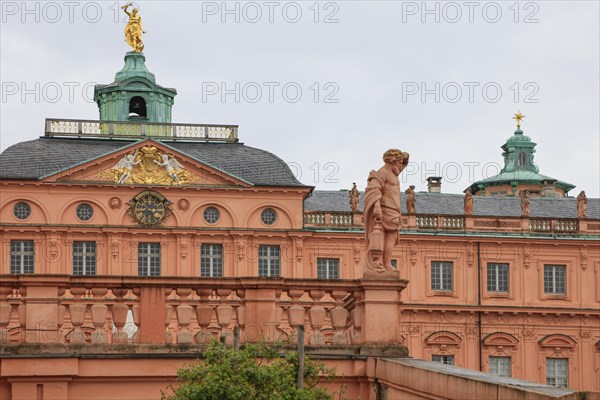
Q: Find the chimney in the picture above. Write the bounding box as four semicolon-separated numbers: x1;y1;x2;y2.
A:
427;176;442;193
541;179;557;198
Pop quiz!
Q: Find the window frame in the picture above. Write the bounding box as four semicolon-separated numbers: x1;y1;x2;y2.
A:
431;261;453;292
76;203;94;222
200;243;223;277
488;356;512;377
546;358;568;388
13;202;32;220
203;207;220;225
138;242;161;276
544;264;566;295
260;208;277;226
258;245;280;277
487;263;509;293
316;258;340;279
72;241;97;276
432;355;454;365
10;240;35;274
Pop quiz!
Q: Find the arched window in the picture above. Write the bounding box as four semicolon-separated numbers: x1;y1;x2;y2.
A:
129;96;147;118
518;152;528;167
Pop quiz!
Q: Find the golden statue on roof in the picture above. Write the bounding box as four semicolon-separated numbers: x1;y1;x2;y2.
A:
122;3;145;52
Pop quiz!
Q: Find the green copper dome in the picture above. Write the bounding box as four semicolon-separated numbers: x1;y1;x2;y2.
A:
467;123;575;196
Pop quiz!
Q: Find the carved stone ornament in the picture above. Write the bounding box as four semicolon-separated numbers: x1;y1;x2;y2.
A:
109;197;122;210
101;146;197;185
177;199;189;211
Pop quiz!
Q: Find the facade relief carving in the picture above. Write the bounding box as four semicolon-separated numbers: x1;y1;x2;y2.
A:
109;197;122;210
101;146;197;185
177;199;189;211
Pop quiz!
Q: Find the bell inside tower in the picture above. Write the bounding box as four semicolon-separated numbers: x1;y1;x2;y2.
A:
129;96;147;118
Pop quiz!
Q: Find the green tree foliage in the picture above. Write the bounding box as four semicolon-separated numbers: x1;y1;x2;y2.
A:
162;340;336;400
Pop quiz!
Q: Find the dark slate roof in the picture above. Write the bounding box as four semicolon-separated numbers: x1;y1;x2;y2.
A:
305;191;600;219
0;137;306;187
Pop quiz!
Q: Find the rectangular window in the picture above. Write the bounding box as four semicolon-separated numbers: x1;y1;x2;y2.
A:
432;355;454;365
201;244;223;277
10;240;34;274
544;265;566;294
431;261;453;291
546;358;568;388
72;241;97;276
317;258;339;279
138;243;160;276
489;356;511;377
487;263;509;292
258;245;280;277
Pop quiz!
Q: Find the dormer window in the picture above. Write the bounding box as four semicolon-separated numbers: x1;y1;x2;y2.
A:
129;96;147;118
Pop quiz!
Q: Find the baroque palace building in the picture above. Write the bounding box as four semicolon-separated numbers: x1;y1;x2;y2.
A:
1;40;599;399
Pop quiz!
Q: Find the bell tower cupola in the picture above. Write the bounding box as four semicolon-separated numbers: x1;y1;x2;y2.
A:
93;4;176;123
466;112;575;197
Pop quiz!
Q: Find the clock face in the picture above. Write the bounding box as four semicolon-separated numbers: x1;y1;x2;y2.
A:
132;192;168;225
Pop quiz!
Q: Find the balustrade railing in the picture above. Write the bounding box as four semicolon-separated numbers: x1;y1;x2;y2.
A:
529;218;579;234
442;216;464;230
304;212;355;228
303;211;583;235
554;219;579;233
0;276;363;347
416;215;439;229
45;118;238;141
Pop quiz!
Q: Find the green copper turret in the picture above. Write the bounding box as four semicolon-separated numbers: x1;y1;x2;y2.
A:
93;52;176;123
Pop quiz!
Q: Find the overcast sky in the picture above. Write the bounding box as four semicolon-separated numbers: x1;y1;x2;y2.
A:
1;1;598;197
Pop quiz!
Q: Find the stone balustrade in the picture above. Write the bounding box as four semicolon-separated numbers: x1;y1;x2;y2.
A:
45;118;238;141
305;211;593;235
304;212;358;229
0;275;405;348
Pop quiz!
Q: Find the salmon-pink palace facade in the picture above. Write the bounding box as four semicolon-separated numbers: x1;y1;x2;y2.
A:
1;49;599;400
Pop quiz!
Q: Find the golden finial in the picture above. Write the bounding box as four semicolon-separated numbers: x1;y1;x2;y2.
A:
512;111;525;128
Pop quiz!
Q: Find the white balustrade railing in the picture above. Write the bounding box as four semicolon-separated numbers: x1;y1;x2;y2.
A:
45;118;238;141
529;219;552;232
304;213;326;226
442;216;464;230
330;213;354;227
416;216;438;229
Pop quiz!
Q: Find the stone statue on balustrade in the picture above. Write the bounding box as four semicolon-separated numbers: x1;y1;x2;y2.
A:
520;190;530;217
364;149;409;277
577;191;587;219
464;188;474;215
349;182;360;212
405;185;416;214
